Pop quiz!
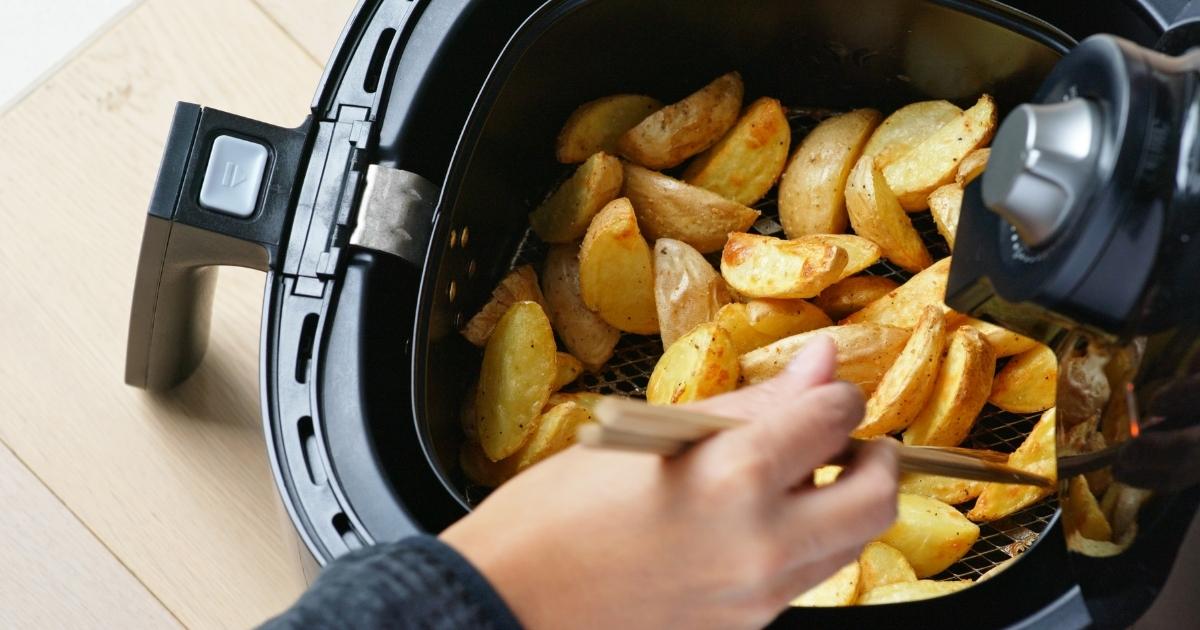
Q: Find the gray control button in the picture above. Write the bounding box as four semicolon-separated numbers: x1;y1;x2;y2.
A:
199;135;268;218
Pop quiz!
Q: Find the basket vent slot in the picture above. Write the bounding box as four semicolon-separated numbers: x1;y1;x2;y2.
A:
298;416;326;486
333;513;362;550
295;313;318;383
363;28;396;94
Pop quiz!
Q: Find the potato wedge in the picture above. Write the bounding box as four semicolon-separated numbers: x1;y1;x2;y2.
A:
858;542;918;593
618;72;743;169
955;148;990;186
556;94;663;163
541;243;621;371
1058;342;1111;427
862;100;963;167
546;391;604;413
714;303;763;355
623;164;759;253
882;94;997;210
745;299;832;340
843;258;960;329
801;234;882;280
653;238;731;347
859;580;972;605
475;302;558;460
461;265;547;347
739;324;910;394
778;108;882;237
957;317;1038;358
903;326;995;447
967;408;1057;522
897;473;984;505
683;96;790;205
879;494;980;577
529;152;624;242
989;344;1057;413
928;183;962;249
512;401;593;472
845;155;932;273
978;558;1016;582
460;441;517;487
720;232;848;299
552;352;583;391
853;306;946;438
647;322;738;405
791;561;861;607
1065;474;1112;542
814;276;899;321
579;198;659;334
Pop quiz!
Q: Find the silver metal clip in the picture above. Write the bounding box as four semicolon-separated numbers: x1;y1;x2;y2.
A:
350;165;438;265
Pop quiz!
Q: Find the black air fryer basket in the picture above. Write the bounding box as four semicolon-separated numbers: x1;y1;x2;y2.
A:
125;0;1200;627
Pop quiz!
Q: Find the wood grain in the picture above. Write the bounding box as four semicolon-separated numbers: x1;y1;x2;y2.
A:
0;0;324;626
0;442;181;629
254;0;360;64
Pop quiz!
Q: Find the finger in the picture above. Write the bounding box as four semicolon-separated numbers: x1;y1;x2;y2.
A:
689;334;837;420
759;546;862;613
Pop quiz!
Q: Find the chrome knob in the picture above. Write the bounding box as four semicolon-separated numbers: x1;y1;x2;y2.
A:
983;98;1103;247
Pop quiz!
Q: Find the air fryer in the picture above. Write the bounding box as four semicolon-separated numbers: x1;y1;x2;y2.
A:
124;1;1200;627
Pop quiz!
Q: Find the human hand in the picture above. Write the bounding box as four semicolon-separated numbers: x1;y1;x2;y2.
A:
440;336;899;630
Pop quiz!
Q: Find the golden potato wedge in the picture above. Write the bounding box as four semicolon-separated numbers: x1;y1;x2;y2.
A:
903;326;995;447
617;72;743;169
1068;529;1136;557
859;580;972;605
653;238;731;347
958;317;1038;358
989;344;1057;413
879;493;980;577
739;324;910;394
1058;342;1111;427
862;100;963;167
778;108;882;237
801;234;882;280
683;96;790;205
551;352;583;391
461;265;547;347
814;276;900;321
579;198;659;334
622;164;759;253
897;473;984;505
556;94;663;163
647;322;739;405
845;155;932;273
529;152;624;243
927;183;962;249
853;306;946;438
956;148;990;185
791;561;861;607
967;408;1057;522
858;542;918;593
475;302;558;460
512;401;593;472
714;303;763;354
720;232;848;299
546;391;604;413
1065;474;1112;541
882;94;997;210
842;258;961;329
460;441;517;487
745;299;832;340
541;243;621;371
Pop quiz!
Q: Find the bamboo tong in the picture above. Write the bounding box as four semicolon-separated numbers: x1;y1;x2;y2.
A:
577;397;1052;488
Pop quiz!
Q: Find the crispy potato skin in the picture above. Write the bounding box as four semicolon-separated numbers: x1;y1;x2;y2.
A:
955;147;990;186
579;198;659;334
791;561;861;607
903;326;995;447
968;408;1057;522
720;232;848;299
556;94;663;163
801;234;882;280
898;473;984;505
511;401;593;471
551;352;583;390
653;238;731;348
647;323;738;405
957;317;1038;358
882;94;997;210
853;306;946;438
814;276;899;321
529;152;624;243
739;323;910;394
623;164;759;253
862;100;962;168
461;265;547;347
475;302;558;460
859;580;972;605
683;96;790;205
842;258;960;329
879;494;980;577
845;155;932;273
1058;343;1111;427
541;243;620;371
927;183;962;249
1065;474;1112;541
778;108;882;238
858;542;918;594
988;344;1057;413
618;72;744;169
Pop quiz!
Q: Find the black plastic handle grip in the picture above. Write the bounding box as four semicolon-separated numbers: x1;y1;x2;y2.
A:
125;103;308;390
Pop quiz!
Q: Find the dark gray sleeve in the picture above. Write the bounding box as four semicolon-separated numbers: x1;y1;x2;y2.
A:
260;535;523;630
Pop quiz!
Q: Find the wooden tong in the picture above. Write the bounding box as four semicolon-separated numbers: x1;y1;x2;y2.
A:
577;397;1052;488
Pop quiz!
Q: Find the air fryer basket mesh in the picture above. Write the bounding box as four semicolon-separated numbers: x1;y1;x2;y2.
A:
476;107;1056;583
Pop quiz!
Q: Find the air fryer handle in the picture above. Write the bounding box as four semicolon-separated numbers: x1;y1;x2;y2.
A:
125;102;308;390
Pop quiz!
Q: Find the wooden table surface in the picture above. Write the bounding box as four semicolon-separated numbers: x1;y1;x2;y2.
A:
0;0;356;627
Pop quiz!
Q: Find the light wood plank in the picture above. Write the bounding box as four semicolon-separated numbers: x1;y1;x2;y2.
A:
0;0;325;627
254;0;360;64
0;442;181;630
